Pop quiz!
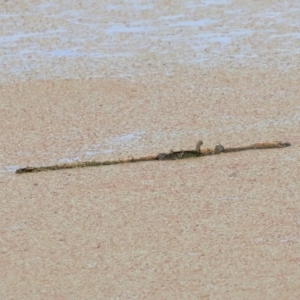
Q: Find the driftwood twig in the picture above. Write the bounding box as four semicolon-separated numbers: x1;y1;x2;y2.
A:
15;140;290;174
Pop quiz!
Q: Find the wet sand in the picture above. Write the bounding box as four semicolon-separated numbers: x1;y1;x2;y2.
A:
1;0;300;299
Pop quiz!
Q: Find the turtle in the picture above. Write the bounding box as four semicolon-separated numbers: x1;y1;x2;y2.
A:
157;140;203;160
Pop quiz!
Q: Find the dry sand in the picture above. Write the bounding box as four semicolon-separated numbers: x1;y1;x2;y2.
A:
1;67;300;299
1;1;300;299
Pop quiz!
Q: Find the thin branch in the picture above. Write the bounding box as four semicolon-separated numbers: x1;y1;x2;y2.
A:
15;140;291;174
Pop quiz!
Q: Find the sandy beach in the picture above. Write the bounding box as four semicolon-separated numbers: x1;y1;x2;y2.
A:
1;1;300;299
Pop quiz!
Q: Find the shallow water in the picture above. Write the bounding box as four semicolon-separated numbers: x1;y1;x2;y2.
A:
1;0;300;82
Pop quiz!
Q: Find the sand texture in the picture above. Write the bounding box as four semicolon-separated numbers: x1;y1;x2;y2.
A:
1;0;300;299
1;68;300;299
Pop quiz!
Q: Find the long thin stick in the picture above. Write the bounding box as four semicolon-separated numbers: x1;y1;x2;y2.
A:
15;140;290;174
223;141;291;153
